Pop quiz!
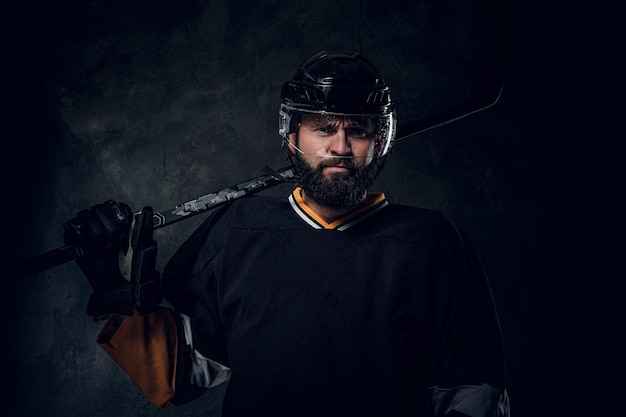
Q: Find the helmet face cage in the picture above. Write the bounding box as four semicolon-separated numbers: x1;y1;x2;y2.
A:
279;51;396;159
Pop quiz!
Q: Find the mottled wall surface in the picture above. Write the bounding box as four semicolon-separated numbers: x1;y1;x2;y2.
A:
2;0;570;416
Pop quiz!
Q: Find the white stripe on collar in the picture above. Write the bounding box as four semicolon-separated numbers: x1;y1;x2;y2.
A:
288;187;388;230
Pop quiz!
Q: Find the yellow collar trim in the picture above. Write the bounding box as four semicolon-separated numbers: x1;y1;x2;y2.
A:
291;186;387;230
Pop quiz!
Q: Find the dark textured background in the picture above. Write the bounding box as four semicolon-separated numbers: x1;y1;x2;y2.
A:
2;0;610;416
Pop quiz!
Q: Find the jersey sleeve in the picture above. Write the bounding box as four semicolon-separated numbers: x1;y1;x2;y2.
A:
96;307;231;409
161;205;233;405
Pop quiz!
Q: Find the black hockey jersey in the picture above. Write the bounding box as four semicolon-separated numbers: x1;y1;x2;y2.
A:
155;187;509;416
164;188;504;416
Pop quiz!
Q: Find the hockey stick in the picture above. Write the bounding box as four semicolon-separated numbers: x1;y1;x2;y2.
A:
5;8;516;279
4;77;511;279
4;78;506;280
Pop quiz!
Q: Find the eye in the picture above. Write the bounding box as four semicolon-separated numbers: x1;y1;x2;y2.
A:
345;127;372;139
313;124;338;135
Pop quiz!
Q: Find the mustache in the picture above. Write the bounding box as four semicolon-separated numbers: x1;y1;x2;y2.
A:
316;158;358;170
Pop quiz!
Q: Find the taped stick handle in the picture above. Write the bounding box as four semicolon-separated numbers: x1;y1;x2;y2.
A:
151;166;296;229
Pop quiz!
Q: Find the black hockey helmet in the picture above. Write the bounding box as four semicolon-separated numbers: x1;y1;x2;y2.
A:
279;50;396;158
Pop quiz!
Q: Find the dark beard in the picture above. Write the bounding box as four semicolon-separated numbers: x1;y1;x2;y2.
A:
293;154;380;210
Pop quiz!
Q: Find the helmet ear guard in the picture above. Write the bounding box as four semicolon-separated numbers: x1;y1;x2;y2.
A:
278;106;300;154
278;106;300;138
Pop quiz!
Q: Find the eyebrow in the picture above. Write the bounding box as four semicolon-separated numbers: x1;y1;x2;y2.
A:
305;116;366;127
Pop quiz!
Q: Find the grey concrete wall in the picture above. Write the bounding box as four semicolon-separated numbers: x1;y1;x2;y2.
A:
2;0;594;416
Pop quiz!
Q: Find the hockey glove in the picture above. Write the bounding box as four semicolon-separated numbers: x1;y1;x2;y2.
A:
63;200;162;321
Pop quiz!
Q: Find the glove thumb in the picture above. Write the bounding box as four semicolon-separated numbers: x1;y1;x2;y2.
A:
129;206;162;314
132;206;155;251
119;206;155;281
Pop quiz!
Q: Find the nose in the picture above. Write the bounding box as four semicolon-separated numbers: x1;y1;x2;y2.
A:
327;128;351;156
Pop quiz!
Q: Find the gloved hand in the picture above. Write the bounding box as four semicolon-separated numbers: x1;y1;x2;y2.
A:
63;200;162;321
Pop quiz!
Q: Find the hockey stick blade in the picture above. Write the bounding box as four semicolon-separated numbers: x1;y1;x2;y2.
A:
397;1;515;141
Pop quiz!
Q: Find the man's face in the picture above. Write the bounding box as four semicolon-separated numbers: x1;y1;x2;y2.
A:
288;113;380;210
